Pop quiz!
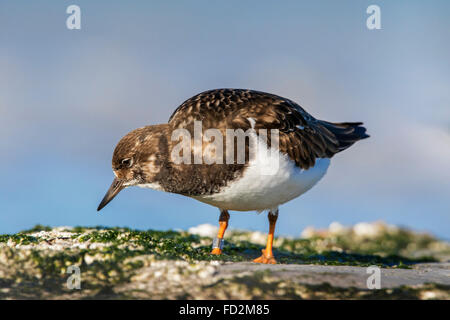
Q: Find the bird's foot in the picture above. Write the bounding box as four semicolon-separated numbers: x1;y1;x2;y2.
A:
211;248;222;255
253;249;277;264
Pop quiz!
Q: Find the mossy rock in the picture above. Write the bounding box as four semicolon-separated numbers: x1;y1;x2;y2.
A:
0;225;448;299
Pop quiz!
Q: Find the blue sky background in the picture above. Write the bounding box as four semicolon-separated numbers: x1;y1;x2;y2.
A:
0;1;449;238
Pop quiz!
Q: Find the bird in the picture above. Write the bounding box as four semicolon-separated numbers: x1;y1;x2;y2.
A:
97;88;369;264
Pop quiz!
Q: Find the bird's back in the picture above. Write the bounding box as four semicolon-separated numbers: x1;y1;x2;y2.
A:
169;89;369;169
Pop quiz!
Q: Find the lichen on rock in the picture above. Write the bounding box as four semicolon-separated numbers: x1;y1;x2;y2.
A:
0;222;449;299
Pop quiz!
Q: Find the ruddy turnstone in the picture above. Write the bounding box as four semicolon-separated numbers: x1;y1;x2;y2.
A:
98;89;369;264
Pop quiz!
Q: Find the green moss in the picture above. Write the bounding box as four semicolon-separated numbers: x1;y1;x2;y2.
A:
0;234;39;245
0;224;446;287
20;225;53;233
1;224;449;299
2;224;444;267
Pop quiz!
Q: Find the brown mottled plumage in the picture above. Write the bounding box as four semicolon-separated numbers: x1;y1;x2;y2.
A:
97;88;369;264
101;88;368;201
169;89;368;169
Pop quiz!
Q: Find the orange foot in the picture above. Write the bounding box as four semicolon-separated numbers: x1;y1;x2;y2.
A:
211;248;222;255
253;249;277;264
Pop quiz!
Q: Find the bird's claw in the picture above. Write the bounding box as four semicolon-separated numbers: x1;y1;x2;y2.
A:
253;249;277;264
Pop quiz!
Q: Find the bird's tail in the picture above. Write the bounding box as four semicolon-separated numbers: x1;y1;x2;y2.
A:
319;121;369;152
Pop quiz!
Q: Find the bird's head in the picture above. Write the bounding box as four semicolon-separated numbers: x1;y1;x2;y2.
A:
97;125;169;211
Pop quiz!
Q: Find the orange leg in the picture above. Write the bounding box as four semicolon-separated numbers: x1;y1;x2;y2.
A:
253;210;278;264
211;210;230;255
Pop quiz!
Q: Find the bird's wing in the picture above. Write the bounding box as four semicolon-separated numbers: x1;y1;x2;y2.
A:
169;89;366;169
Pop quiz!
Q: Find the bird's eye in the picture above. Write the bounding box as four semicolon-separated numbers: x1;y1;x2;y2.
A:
121;158;133;168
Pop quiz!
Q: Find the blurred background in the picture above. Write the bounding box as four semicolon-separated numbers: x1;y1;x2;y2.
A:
0;1;449;238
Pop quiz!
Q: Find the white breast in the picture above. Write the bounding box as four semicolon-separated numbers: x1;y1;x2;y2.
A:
192;136;330;212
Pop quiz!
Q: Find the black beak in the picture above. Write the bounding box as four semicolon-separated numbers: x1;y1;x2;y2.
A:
97;178;125;211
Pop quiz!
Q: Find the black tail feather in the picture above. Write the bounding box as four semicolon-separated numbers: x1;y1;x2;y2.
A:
320;121;369;152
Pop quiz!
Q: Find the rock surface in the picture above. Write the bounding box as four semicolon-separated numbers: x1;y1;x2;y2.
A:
0;223;449;299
